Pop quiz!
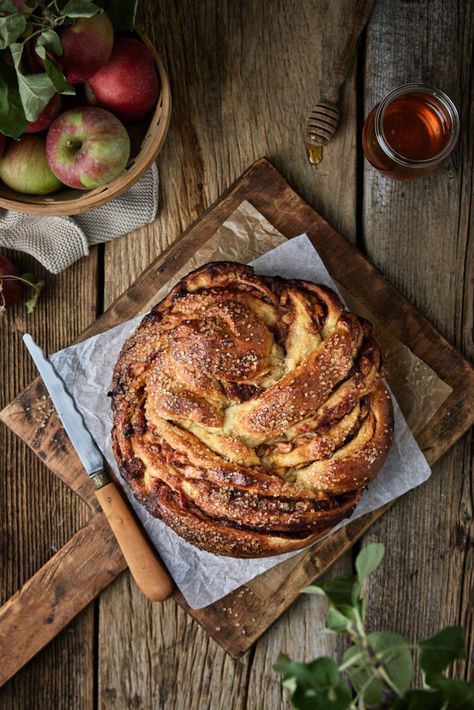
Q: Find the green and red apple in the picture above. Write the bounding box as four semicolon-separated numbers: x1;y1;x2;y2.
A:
0;136;62;194
46;107;130;189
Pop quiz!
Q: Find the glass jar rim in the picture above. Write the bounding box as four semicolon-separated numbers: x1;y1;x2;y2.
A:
374;83;460;168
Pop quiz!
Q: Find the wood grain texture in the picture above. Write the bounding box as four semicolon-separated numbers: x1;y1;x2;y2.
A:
94;482;174;602
0;253;98;707
98;0;359;706
1;158;473;697
361;0;474;685
0;512;126;688
0;0;472;706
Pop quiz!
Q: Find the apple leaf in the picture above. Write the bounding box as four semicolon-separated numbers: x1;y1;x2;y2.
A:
36;29;63;57
0;12;26;49
275;655;352;710
61;0;101;18
0;0;19;15
10;42;56;121
326;606;355;634
343;645;385;707
44;55;75;94
96;0;138;30
355;542;385;584
368;631;413;696
35;44;75;94
0;55;27;137
21;272;44;314
304;575;361;609
418;626;466;678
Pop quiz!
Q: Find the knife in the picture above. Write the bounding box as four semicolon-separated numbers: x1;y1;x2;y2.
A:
23;333;174;603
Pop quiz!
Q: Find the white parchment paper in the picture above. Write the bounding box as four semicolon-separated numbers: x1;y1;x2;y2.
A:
51;221;433;609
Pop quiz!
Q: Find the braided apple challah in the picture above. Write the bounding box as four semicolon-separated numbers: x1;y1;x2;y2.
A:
111;262;393;557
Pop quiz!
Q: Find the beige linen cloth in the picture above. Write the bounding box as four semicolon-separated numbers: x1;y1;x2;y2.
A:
0;164;159;273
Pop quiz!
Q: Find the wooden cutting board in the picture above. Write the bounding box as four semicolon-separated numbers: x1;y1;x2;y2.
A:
1;158;473;686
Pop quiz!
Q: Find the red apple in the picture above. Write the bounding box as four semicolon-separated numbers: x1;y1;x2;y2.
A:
25;93;62;133
86;38;159;123
0;134;5;159
60;12;114;83
0;255;22;310
0;135;62;195
46;107;130;189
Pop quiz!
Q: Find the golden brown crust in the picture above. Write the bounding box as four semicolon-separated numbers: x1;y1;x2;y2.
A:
111;261;394;557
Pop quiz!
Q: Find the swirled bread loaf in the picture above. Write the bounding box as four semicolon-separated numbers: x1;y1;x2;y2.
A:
111;262;393;557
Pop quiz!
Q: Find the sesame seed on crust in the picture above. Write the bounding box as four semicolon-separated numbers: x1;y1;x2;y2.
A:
110;261;394;558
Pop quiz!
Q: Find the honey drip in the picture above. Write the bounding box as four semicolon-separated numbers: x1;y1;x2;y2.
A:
306;143;324;167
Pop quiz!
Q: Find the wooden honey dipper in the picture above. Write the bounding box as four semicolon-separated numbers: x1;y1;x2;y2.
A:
306;0;375;166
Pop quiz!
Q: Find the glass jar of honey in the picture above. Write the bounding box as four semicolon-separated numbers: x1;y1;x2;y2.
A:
362;83;460;180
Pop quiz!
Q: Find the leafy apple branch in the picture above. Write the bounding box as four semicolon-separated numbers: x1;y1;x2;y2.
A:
0;271;43;314
275;544;474;709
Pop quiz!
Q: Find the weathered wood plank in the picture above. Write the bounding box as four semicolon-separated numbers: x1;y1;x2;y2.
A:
0;253;98;707
362;0;473;683
1;156;472;695
98;0;358;707
0;512;126;688
1;0;472;706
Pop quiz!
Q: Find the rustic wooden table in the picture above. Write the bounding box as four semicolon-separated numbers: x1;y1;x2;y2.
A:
1;0;472;707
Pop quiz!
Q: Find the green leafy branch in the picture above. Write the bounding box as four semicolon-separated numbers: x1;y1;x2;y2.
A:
0;271;43;314
275;544;474;710
0;0;138;138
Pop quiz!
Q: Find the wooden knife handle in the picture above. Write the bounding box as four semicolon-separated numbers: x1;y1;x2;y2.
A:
95;481;174;602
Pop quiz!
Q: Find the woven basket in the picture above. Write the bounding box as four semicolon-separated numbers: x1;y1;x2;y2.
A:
0;29;171;217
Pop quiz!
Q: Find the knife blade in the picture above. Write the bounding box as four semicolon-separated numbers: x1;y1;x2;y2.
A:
23;333;104;478
22;333;174;602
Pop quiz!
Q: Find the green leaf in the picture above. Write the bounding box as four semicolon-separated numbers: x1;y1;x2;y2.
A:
35;46;75;94
310;575;360;609
36;29;63;57
341;633;412;707
21;272;40;287
291;683;352;710
326;605;355;634
10;42;55;121
355;543;385;584
368;631;413;696
392;688;446;710
61;0;101;18
431;677;474;709
302;585;326;596
419;626;466;677
343;645;385;707
44;55;75;94
96;0;137;30
21;272;43;314
275;655;352;710
0;12;26;49
0;55;27;138
0;0;19;15
275;654;340;688
274;653;295;676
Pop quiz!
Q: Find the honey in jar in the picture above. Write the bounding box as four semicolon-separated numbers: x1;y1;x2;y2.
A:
362;84;460;180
